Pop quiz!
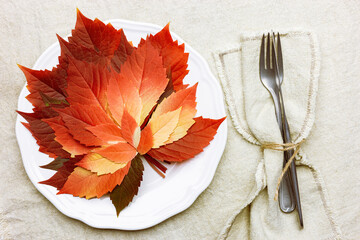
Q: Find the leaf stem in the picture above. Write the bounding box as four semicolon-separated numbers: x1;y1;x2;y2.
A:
144;154;167;173
142;154;167;178
146;160;165;178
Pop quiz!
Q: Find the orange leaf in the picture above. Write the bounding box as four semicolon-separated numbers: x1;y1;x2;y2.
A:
56;104;114;147
121;109;140;147
44;117;90;156
106;68;141;125
110;29;135;72
65;57;109;109
86;124;125;144
57;34;105;66
17;109;70;159
148;117;225;162
58;161;131;199
94;142;137;164
140;24;189;91
118;40;168;124
137;126;153;155
76;153;127;175
69;9;134;72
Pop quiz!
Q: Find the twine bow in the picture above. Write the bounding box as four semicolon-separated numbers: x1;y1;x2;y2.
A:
261;139;305;200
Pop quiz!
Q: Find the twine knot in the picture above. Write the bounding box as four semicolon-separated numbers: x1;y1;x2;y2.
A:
261;139;305;201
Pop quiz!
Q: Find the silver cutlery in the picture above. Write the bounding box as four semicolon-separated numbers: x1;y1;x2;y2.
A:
272;32;303;227
259;33;295;214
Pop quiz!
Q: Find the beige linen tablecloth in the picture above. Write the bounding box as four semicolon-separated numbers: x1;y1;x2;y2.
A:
1;1;359;239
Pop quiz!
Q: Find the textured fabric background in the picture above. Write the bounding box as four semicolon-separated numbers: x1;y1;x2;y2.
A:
0;1;359;239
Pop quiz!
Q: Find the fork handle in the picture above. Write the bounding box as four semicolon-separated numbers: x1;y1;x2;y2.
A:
270;90;296;213
279;89;304;228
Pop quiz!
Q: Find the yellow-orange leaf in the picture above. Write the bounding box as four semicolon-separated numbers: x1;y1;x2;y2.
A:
76;153;127;175
147;108;181;148
165;109;195;144
152;84;198;144
152;83;197;118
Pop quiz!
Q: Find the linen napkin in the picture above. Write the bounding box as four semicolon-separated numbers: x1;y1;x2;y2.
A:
213;31;343;239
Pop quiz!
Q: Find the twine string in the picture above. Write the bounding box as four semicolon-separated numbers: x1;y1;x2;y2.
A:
261;139;305;201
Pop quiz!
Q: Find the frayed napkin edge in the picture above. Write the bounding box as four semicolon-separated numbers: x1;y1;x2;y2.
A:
212;30;321;145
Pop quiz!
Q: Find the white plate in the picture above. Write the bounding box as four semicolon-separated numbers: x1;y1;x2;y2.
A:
15;19;227;230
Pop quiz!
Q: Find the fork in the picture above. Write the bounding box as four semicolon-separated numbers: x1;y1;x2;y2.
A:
273;32;303;227
259;33;295;214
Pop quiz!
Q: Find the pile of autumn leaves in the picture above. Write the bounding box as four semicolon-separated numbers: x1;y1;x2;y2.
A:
18;10;225;216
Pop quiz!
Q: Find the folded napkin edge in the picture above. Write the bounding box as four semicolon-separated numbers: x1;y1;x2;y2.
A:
213;30;321;145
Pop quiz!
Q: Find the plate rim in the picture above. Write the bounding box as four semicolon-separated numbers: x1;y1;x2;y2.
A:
15;18;227;230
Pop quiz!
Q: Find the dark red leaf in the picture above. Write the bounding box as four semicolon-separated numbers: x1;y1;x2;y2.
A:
110;155;144;216
39;157;81;190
